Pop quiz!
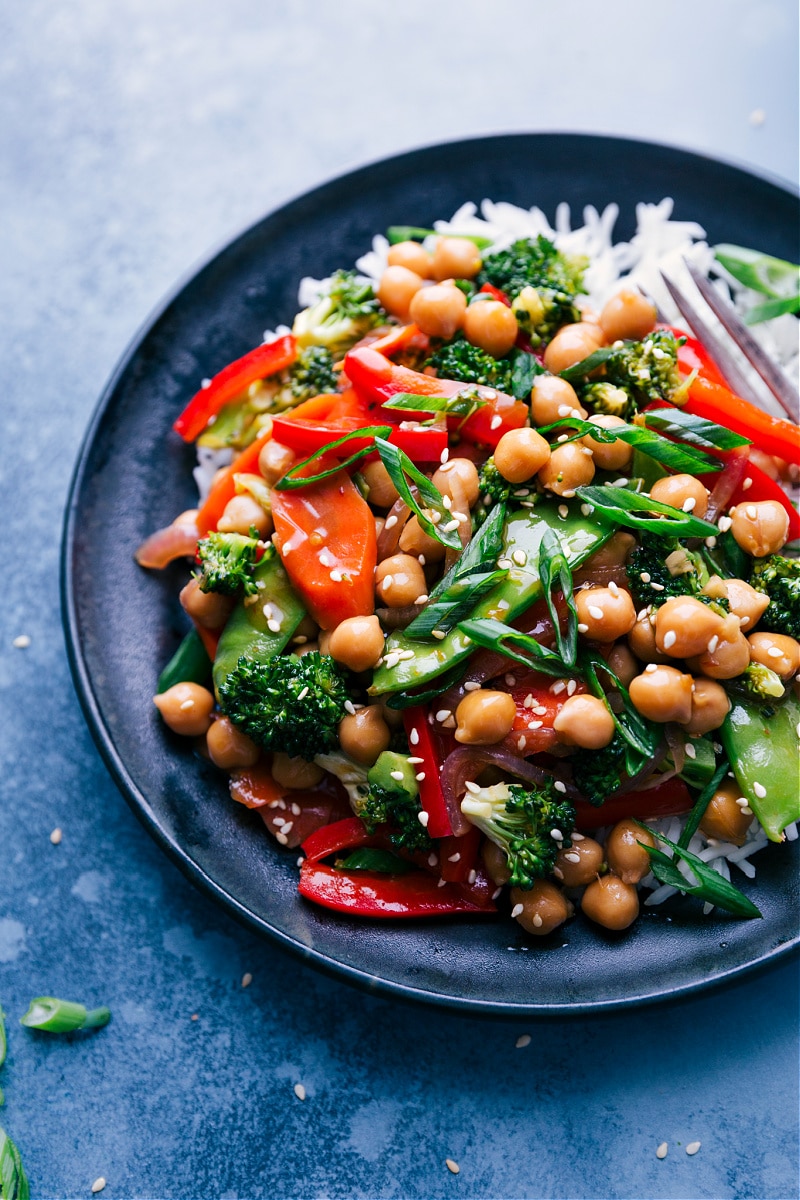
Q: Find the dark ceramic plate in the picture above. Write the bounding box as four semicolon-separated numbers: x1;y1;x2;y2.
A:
62;133;800;1015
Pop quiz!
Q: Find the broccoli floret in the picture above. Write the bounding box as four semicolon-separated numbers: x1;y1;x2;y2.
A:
750;554;800;640
510;285;581;347
737;662;786;701
288;345;338;401
602;329;683;412
581;381;633;420
359;785;432;852
220;651;349;759
426;334;513;390
460;780;575;890
478;457;512;506
292;270;385;353
571;736;626;807
196;532;260;595
626;535;711;609
478;236;587;306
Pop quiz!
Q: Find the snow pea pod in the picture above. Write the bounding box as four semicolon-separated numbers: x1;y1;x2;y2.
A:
721;691;800;842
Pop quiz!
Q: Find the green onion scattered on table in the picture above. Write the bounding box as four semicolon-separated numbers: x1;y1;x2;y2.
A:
20;997;110;1034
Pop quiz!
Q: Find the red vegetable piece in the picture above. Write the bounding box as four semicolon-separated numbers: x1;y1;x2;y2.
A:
684;374;800;466
297;861;497;918
574;777;692;831
438;825;482;884
301;816;375;863
698;458;800;541
403;707;454;838
196;428;274;536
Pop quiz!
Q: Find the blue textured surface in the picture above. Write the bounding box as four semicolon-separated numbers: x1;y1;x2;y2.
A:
1;2;798;1198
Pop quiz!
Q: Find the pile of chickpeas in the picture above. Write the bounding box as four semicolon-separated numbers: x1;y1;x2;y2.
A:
153;235;800;937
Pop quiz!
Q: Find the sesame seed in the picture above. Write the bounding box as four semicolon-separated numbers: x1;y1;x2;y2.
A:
746;504;758;519
564;852;581;864
705;536;717;548
293;1083;306;1101
432;630;446;640
685;743;696;759
645;663;659;673
558;404;572;417
553;867;564;880
464;780;481;794
442;519;460;533
179;699;195;710
291;803;301;815
437;878;447;888
686;1141;701;1156
554;780;566;794
640;572;651;583
512;550;527;566
742;477;753;491
415;771;426;782
558;504;569;519
566;679;577;696
418;810;430;827
445;1159;460;1175
409;728;420;745
682;497;696;512
390;770;405;782
517;736;526;751
557;434;569;443
91;1178;107;1194
440;447;450;464
551;680;567;694
527;720;543;730
550;828;563;841
663;630;677;649
753;782;767;798
533;705;547;715
656;1143;668;1160
571;831;585;841
275;832;288;845
12;635;30;649
608;581;620;596
408;757;424;764
418;554;426;565
442;494;452;510
464;681;481;692
497;599;510;611
448;853;461;863
705;634;718;654
344;700;356;715
292;635;308;645
415;594;429;605
50;828;62;845
497;558;512;569
505;674;516;686
511;903;524;918
329;569;343;582
650;582;665;592
588;604;604;620
241;973;253;988
532;913;543;927
581;503;593;516
767;645;784;658
467;869;476;884
516;1034;531;1048
492;886;502;899
382;574;394;589
428;853;438;866
717;515;732;532
436;709;451;722
297;686;309;701
490;415;502;430
281;821;293;835
384;515;398;530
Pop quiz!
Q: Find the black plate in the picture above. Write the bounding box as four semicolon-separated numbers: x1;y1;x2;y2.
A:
62;133;800;1015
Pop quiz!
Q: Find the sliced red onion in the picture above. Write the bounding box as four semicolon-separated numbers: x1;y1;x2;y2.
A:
440;745;580;836
705;448;750;524
135;519;199;568
377;498;411;560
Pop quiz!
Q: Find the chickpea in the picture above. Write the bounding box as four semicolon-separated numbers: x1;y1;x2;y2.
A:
510;881;573;936
386;240;433;278
748;631;800;679
628;607;669;664
605;820;656;885
730;500;789;558
598;288;657;342
271;751;324;790
530;375;587;426
682;678;731;735
454;689;517;745
686;628;751;680
409;282;467;340
493;428;551;484
206;716;260;770
338;706;391;766
258;439;295;485
699;780;754;846
217;494;272;538
153;682;215;736
701;575;770;632
328;614;385;673
361;460;400;508
482;839;511;886
375;553;427;608
604;641;639;688
432;457;480;508
629;664;693;724
649;474;709;520
576;586;636;643
398;515;446;563
431;236;482;280
294;640;320;657
581;414;633;472
463;299;518;357
554;837;605;887
180;576;234;630
553;694;616;749
377;265;424;320
581;873;639;931
654;596;726;659
537;441;595;497
543;322;604;375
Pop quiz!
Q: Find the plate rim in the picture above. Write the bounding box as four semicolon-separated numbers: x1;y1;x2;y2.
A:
61;130;800;1017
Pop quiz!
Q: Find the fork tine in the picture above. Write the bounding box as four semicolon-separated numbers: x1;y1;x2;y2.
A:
684;259;799;421
659;271;766;408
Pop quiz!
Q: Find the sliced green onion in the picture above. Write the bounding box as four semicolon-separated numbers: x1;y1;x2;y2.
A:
457;618;574;678
537;415;722;474
0;1126;29;1200
381;390;486;419
637;824;762;919
274;425;393;490
580;651;660;760
375;437;462;550
575;486;719;537
678;758;731;850
20;997;111;1034
538;528;578;668
641;408;751;451
383;662;466;710
745;295;800;324
714;244;800;299
557;346;616;381
404;569;508;640
386;226;493;249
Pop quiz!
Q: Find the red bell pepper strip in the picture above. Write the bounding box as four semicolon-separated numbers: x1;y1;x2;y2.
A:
272;415;446;462
229;762;286;809
403;707;453;838
270;470;377;629
437;825;482;884
301;816;375;863
698;458;800;541
478;282;511;306
298;860;497;917
667;325;730;388
683;374;800;465
196;428;274;535
174;335;297;443
574;777;692;831
498;670;587;757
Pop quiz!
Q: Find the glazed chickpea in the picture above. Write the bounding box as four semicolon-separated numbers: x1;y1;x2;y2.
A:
377;265;424;320
338;706;391;766
581;414;633;472
409;282;467;339
701;575;770;632
682;678;731;735
361;460;400;508
530;375;587;425
493;428;551;484
398;515;446;563
258;439;295;485
748;631;800;679
271;751;324;790
180;575;234;630
510;881;574;936
686;628;751;680
217;494;272;538
576;585;637;642
627;607;669;664
554;837;605;887
432;457;480;508
699;780;754;846
294;640;320;657
553;694;616;749
543;322;604;375
598;288;657;342
463;299;518;357
431;236;482;280
482;839;511;886
649;474;709;520
328;614;385;673
654;596;726;659
629;664;694;724
581;873;639;931
730;500;789;558
454;689;517;745
375;553;427;608
605;820;656;885
386;240;433;278
604;641;639;687
153;682;215;737
537;441;595;497
206;716;260;770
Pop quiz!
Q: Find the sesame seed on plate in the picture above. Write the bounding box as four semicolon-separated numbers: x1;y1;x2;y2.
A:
686;1141;701;1156
656;1143;668;1159
516;1034;531;1048
12;635;30;649
50;828;62;845
293;1083;306;1101
241;973;253;988
445;1159;460;1175
91;1178;106;1194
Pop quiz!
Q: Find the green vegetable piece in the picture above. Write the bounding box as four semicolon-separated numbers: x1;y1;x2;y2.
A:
292;269;385;353
355;751;430;851
375;437;462;551
745;295;800;324
275;425;393;491
461;780;575;889
197;532;260;596
157;628;212;694
676;735;718;792
212;546;306;694
720;690;800;842
371;501;612;695
386;226;492;249
571;736;626;807
637;826;762;919
20;997;110;1033
749;554;800;641
576;485;718;538
714;244;800;299
626;534;710;609
337;848;413;874
367;751;420;801
0;1126;29;1200
677;759;731;850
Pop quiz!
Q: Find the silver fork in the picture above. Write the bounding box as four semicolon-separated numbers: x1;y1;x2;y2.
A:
659;259;798;422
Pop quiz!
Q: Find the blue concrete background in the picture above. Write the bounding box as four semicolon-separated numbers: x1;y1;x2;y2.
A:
1;1;798;1197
